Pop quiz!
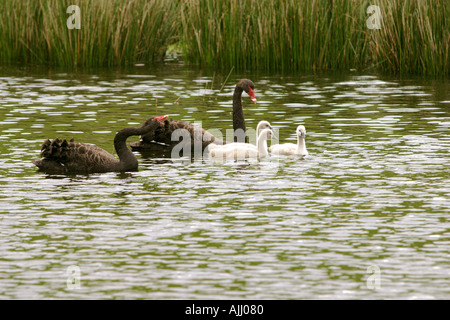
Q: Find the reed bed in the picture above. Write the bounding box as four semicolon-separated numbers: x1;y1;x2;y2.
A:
179;0;449;75
367;0;450;75
0;0;448;75
0;0;178;67
179;0;367;71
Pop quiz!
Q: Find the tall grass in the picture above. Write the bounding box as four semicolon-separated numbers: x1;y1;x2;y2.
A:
368;0;450;75
179;0;449;75
0;0;178;67
179;0;366;71
0;0;448;74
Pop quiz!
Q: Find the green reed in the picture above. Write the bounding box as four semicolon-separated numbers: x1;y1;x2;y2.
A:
179;0;449;75
0;0;178;67
367;0;450;75
0;0;448;75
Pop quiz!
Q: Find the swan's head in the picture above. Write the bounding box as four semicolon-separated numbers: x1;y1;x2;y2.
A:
256;120;272;136
296;125;306;138
238;79;257;103
154;115;169;122
140;115;168;137
143;115;168;126
258;128;277;141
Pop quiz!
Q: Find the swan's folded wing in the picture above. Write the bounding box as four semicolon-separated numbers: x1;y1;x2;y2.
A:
208;143;259;161
269;143;297;155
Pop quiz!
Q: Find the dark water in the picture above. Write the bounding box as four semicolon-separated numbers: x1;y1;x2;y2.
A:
0;65;449;299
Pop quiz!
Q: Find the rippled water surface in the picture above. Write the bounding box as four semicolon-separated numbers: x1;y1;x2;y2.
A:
0;66;449;299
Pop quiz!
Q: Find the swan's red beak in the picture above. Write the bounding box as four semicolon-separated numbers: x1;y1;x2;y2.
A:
154;115;169;122
248;86;257;103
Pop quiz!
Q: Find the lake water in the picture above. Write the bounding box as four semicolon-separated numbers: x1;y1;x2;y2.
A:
0;65;449;299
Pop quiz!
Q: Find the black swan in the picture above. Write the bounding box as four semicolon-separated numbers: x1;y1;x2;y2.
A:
33;115;168;174
129;79;257;152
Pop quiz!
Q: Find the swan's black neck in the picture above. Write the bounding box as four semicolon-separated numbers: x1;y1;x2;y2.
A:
114;124;156;171
233;86;248;143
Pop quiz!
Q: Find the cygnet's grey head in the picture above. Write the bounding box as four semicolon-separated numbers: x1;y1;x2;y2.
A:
259;128;276;140
296;125;306;138
256;120;272;136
